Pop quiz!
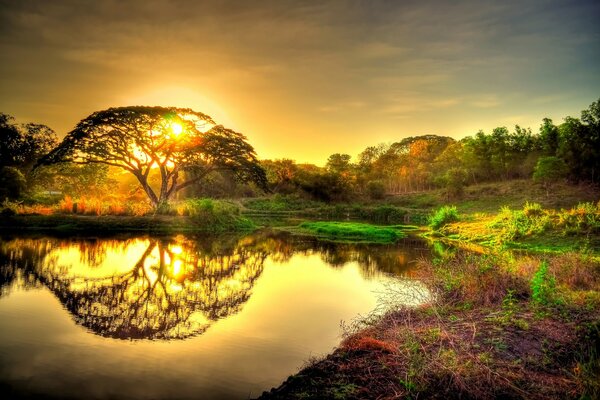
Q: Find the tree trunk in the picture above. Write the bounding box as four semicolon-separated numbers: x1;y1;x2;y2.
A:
133;171;159;207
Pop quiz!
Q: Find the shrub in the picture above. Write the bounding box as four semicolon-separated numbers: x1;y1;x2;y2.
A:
533;156;568;195
531;261;557;307
429;206;459;230
366;180;386;200
177;198;255;232
490;204;551;242
368;205;406;224
0;166;27;200
523;201;543;217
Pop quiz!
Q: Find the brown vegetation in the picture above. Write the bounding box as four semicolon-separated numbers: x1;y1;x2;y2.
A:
259;251;600;399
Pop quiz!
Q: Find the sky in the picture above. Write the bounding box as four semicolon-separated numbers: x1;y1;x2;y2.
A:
0;0;599;165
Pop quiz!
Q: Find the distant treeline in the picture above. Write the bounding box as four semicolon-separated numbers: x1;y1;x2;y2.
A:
255;98;600;201
1;98;599;203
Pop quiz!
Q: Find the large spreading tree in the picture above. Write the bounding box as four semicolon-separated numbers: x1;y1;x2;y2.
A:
39;106;267;207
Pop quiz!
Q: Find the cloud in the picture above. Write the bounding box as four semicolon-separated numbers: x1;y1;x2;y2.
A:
0;0;598;162
470;95;501;109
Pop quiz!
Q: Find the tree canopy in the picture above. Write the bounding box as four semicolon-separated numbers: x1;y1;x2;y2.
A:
39;106;267;207
0;112;57;171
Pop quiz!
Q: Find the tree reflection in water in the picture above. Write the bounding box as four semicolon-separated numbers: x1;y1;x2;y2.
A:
0;231;429;340
0;236;267;340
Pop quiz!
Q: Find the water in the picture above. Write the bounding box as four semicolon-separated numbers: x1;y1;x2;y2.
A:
0;230;431;399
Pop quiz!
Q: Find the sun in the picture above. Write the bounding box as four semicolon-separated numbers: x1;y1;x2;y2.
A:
171;122;183;137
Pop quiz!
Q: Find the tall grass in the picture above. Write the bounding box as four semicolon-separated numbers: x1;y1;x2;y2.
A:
56;195;152;216
490;201;600;242
429;206;459;230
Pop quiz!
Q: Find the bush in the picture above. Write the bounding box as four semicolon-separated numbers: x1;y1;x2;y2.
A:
177;198;255;232
531;260;557;307
244;194;320;211
490;205;551;242
366;180;386;200
369;205;406;224
491;202;600;241
0;166;27;200
429;206;459;230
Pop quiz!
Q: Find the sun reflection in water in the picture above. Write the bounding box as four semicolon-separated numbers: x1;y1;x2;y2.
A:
0;233;431;341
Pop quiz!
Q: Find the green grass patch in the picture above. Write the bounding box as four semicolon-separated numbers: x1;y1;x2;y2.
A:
297;221;415;243
429;206;459;231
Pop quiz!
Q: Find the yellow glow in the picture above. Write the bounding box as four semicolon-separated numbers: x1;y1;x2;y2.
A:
173;259;182;276
171;122;183;136
171;246;183;255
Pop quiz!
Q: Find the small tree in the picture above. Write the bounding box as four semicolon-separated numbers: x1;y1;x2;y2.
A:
532;156;568;196
442;167;467;200
39;106;267;208
0;166;27;200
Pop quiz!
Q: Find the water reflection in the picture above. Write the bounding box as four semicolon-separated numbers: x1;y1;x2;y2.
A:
0;231;429;341
0;236;267;339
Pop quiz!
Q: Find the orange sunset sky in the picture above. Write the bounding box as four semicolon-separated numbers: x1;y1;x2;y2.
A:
0;0;599;164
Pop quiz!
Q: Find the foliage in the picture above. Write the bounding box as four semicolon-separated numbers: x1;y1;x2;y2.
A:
0;166;27;200
491;204;549;242
325;153;352;174
35;163;113;198
298;221;407;243
366;180;386;199
0;112;57;172
38;106;267;207
439;167;467;199
429;206;459;230
490;202;600;242
0;199;19;217
533;156;568;193
177;198;255;232
244;194;321;211
530;261;557;307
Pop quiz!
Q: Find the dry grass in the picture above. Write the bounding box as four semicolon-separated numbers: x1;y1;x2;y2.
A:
56;195;153;216
259;252;600;400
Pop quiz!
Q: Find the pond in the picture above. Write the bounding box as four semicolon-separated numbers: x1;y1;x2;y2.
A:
0;230;431;400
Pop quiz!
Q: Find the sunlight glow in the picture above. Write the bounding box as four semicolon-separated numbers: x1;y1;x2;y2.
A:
171;122;183;137
171;245;183;255
173;259;182;276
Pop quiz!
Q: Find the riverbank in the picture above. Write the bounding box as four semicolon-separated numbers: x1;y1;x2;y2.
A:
0;214;255;234
257;200;600;399
259;250;600;399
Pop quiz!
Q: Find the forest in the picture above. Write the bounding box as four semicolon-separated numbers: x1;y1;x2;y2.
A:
1;99;598;208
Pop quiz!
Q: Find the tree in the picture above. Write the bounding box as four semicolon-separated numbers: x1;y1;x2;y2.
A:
39;106;267;207
0;112;57;172
0;166;27;200
538;118;559;156
325;153;352;174
533;156;568;196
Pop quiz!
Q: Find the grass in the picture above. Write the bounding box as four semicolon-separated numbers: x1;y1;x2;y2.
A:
428;205;459;231
436;202;600;257
0;198;256;233
242;195;429;225
295;221;418;244
259;250;600;400
387;179;599;215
